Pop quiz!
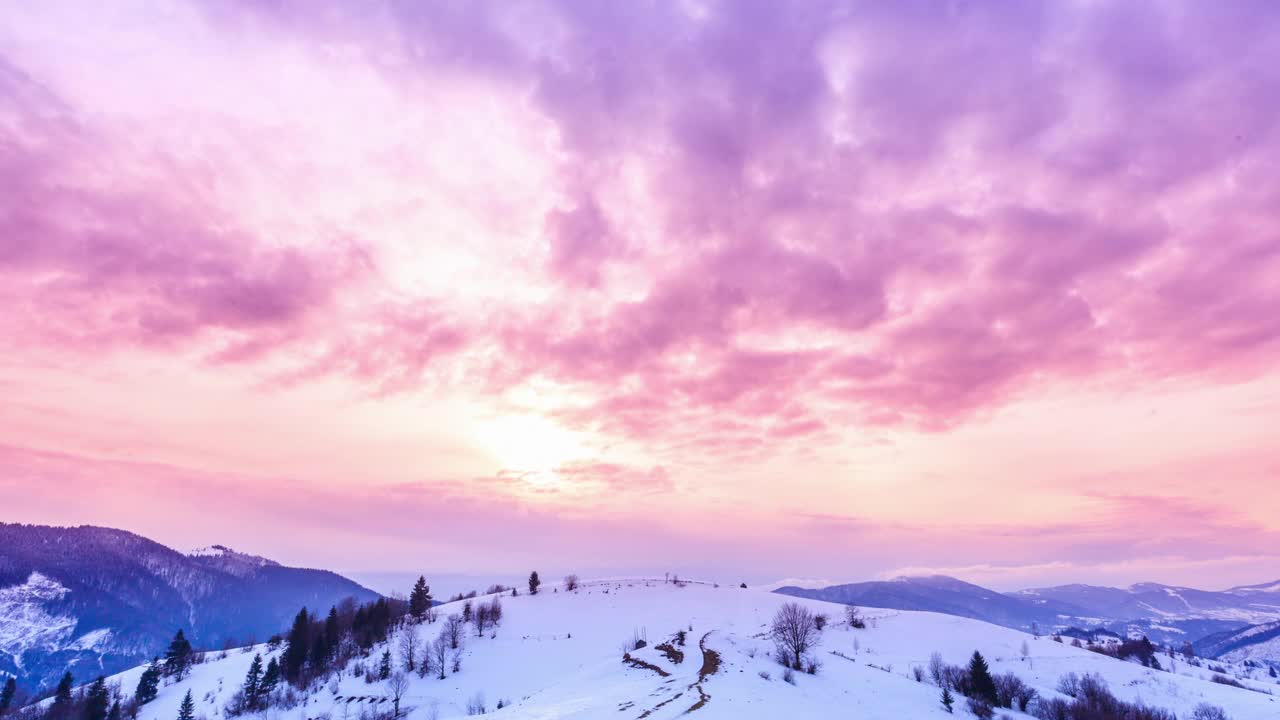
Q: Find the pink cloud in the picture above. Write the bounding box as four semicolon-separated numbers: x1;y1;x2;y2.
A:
2;0;1279;585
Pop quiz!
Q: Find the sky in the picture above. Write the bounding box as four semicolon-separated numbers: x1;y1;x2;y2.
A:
1;0;1279;592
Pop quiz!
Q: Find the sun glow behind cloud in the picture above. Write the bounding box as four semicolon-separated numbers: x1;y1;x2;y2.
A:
1;0;1279;586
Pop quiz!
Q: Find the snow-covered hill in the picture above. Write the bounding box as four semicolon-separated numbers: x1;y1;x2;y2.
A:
67;579;1280;720
0;524;380;691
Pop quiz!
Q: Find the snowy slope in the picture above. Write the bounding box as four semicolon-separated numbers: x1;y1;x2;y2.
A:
72;580;1280;720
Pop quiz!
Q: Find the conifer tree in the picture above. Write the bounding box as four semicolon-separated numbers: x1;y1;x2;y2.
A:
283;608;310;682
176;691;195;720
242;654;263;709
50;672;74;720
309;631;328;669
0;677;16;715
409;577;432;622
966;651;998;706
325;607;340;653
135;659;161;705
941;686;954;714
163;630;193;680
379;650;392;680
83;677;110;720
261;657;281;693
528;571;541;596
106;700;121;720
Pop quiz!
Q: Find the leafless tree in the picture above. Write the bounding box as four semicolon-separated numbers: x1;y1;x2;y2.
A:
771;602;822;669
430;635;450;680
564;574;580;591
929;652;946;686
385;672;409;718
473;604;490;637
397;628;419;672
445;614;466;650
845;605;866;629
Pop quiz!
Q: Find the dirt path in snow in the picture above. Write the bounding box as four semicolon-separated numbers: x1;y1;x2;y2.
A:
631;630;721;718
683;631;720;714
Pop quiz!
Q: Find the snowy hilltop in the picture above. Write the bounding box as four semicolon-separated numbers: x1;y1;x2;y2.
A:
19;578;1280;720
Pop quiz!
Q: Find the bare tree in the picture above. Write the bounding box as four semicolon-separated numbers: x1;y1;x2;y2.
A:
398;628;419;672
928;651;946;686
473;604;490;637
845;605;866;629
445;614;466;649
771;603;822;669
386;672;409;718
486;597;503;627
430;635;450;680
564;574;579;591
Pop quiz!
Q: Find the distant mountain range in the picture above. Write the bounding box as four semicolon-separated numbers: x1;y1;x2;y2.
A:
0;524;380;692
775;574;1280;661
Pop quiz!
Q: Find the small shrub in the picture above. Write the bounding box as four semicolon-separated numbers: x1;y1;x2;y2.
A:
805;659;820;675
465;691;486;715
1191;704;1229;720
967;697;994;719
782;667;796;685
912;666;925;682
1211;674;1245;689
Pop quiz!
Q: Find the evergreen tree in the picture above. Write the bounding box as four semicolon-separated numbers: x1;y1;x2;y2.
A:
462;601;472;623
83;677;110;720
261;658;281;693
0;677;16;715
163;630;193;680
324;607;340;653
528;571;541;596
379;650;392;680
242;654;263;709
283;608;310;682
309;632;328;669
51;672;74;720
408;577;432;622
941;686;954;714
176;691;195;720
135;659;161;705
106;701;121;720
1269;665;1277;679
966;651;998;706
54;672;74;706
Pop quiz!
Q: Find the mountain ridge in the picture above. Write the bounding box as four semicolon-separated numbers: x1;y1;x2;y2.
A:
775;574;1280;659
0;523;380;692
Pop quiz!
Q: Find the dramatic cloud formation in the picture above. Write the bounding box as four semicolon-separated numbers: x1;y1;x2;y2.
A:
1;0;1278;587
